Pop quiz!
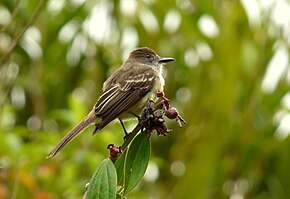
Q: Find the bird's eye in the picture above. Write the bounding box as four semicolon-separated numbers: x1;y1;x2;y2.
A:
146;54;150;58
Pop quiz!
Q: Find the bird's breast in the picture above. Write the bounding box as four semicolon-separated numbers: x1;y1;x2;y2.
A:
120;70;165;120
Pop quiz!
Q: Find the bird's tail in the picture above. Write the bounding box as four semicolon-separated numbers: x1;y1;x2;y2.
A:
47;109;97;158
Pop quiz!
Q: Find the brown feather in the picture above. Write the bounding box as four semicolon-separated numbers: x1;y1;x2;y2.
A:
93;70;156;132
47;47;172;157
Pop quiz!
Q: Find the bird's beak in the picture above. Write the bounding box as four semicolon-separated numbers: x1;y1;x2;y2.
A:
158;57;175;64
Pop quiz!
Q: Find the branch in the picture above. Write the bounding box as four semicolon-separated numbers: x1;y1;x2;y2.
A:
107;96;187;160
121;124;141;151
0;0;48;67
0;0;21;34
86;95;187;198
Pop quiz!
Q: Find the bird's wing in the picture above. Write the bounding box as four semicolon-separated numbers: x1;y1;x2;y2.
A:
93;70;156;131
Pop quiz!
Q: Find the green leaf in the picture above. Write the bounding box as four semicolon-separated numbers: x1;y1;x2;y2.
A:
87;158;117;199
124;132;150;195
114;149;127;186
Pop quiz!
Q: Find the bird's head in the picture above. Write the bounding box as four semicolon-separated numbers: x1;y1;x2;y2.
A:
127;47;175;70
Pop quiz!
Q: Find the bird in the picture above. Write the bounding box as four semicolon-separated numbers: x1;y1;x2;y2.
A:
47;47;175;158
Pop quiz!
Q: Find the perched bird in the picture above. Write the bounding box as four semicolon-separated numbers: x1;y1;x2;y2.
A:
47;47;175;158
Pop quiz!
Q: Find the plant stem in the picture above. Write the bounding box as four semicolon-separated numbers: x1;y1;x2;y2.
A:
121;124;142;151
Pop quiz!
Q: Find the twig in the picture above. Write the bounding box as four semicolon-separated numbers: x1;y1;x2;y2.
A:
107;124;142;161
107;96;187;158
120;124;141;151
0;0;21;33
0;0;48;67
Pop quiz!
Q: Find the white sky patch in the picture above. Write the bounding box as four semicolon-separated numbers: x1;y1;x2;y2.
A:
20;26;42;60
120;0;137;16
1;62;19;82
163;10;181;33
241;0;290;44
0;7;11;25
275;113;290;139
241;0;290;93
0;33;12;52
66;33;87;66
261;45;289;93
281;92;290;110
240;0;261;27
11;85;25;109
139;9;159;33
275;94;290;139
82;1;113;44
58;20;78;43
271;0;290;27
240;0;290;140
273;109;286;125
198;14;219;38
259;0;275;11
47;0;65;14
121;27;138;60
144;162;159;182
196;41;213;61
223;179;250;199
271;0;290;44
70;0;86;7
184;48;199;67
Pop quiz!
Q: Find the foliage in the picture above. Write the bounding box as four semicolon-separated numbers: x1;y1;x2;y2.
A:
121;132;150;196
86;158;117;199
1;0;290;199
87;132;150;199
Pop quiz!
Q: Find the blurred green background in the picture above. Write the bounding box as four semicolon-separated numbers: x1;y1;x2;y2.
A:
1;0;290;198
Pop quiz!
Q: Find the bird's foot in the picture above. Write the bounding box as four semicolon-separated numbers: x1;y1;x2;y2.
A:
123;132;131;140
